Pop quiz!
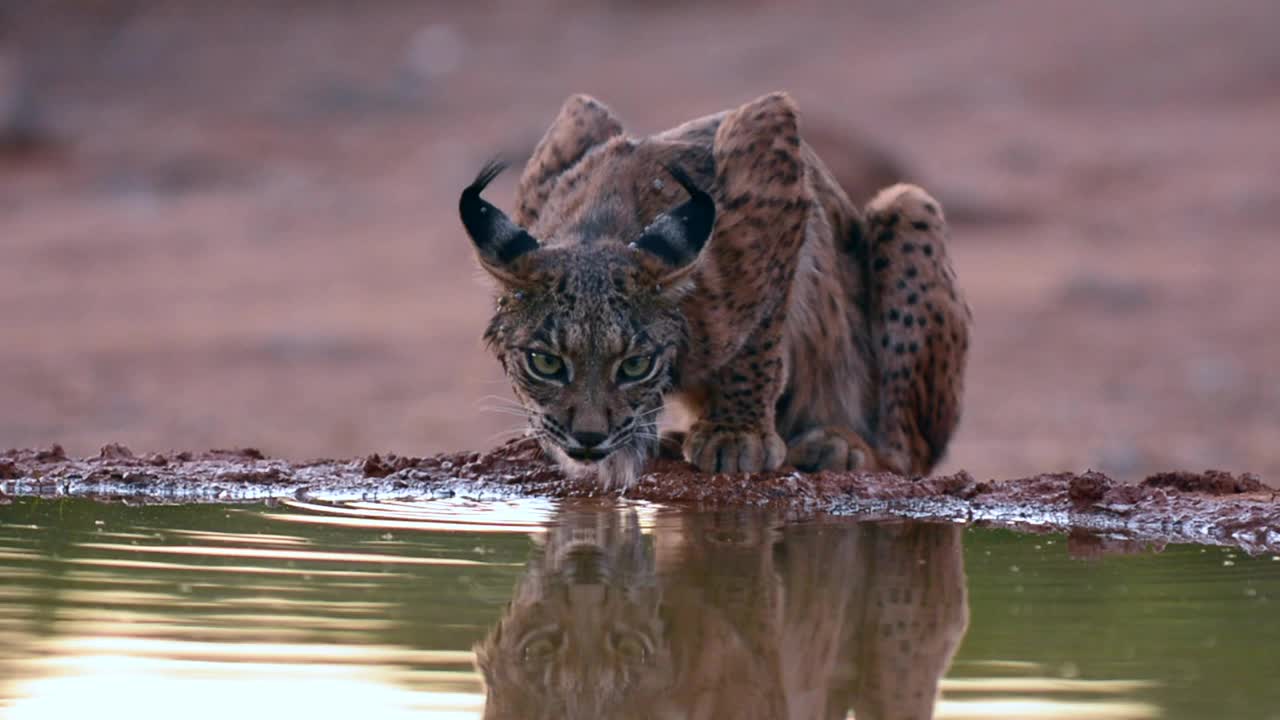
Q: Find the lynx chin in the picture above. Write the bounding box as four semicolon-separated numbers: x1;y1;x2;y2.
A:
459;92;970;487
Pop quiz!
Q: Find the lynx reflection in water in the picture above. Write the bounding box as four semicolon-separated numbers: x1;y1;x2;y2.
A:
475;508;969;719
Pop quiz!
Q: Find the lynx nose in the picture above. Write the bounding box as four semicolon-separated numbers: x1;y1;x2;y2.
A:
571;431;608;450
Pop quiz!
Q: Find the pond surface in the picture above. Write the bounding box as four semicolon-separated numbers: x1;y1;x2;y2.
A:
0;497;1277;719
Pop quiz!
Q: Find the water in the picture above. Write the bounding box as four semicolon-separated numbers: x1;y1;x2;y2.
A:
0;497;1277;719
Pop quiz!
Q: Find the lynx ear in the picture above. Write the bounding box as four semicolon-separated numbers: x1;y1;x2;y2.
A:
630;165;715;277
459;161;539;280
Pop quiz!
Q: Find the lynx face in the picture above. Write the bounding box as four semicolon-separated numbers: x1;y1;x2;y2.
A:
484;248;686;484
475;513;670;719
459;162;714;486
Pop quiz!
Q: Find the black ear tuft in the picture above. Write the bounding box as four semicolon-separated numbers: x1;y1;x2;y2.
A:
460;160;539;265
467;159;508;197
631;165;715;269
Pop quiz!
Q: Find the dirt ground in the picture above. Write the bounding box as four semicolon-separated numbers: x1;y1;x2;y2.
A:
5;440;1278;554
2;0;1279;484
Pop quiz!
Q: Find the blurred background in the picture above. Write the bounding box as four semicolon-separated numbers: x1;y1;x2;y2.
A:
2;0;1278;483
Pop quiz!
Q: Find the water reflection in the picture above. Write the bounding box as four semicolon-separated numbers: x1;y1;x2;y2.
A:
476;508;969;719
0;498;525;719
1;498;1277;719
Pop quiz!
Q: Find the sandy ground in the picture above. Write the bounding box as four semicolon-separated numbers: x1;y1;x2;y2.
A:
2;0;1279;484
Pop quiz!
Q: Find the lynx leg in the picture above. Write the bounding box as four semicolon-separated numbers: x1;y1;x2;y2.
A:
684;330;789;473
681;93;810;474
866;184;971;475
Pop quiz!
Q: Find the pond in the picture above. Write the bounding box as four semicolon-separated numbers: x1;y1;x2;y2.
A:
0;497;1277;719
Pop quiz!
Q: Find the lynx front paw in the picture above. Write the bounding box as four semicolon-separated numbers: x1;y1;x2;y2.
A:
685;423;786;474
786;426;880;472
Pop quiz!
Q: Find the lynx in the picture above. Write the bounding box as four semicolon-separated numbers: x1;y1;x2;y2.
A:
460;92;970;485
474;507;969;719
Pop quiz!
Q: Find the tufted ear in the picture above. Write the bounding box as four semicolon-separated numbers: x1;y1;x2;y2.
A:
630;165;715;283
459;161;539;282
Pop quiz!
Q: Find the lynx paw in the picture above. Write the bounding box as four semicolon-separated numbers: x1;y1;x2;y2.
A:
786;426;879;472
685;423;786;474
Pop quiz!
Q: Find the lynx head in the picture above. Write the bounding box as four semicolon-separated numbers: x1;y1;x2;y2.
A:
459;161;714;487
474;511;671;719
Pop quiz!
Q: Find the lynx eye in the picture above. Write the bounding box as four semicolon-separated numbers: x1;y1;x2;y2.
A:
521;633;558;663
527;351;565;380
613;631;651;663
618;354;655;382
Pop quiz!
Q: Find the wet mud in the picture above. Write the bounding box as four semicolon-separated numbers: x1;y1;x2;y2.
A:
3;439;1277;554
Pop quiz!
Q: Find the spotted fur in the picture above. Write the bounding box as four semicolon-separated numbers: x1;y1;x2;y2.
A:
460;92;970;483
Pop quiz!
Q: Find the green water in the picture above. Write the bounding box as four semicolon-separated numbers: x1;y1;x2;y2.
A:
0;497;1277;719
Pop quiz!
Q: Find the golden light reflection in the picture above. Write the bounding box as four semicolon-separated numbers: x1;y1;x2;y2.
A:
274;497;664;535
75;542;503;566
211;595;392;611
35;636;451;664
51;619;358;646
933;663;1165;719
0;549;41;562
4;637;486;720
277;498;552;533
0;607;33;621
196;613;393;632
52;599;396;634
0;630;31;650
264;512;550;534
0;585;39;602
957;659;1043;671
934;698;1161;719
60;570;181;586
57;588;200;607
934;677;1164;719
161;529;313;546
65;556;405;577
942;677;1159;693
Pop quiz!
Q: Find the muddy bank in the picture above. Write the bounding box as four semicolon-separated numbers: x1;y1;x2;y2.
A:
3;440;1277;554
